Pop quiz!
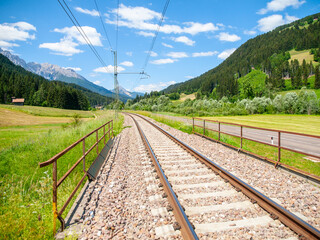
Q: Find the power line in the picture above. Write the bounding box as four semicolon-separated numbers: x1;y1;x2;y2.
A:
58;0;111;75
130;0;170;91
115;0;120;52
142;0;171;72
93;0;113;50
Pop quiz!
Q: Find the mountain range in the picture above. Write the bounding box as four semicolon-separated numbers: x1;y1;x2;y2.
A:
0;49;143;101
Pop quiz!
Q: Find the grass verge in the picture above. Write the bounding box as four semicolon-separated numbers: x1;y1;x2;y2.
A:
0;111;124;240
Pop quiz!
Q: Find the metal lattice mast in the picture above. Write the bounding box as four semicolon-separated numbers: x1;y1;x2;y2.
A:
112;50;119;118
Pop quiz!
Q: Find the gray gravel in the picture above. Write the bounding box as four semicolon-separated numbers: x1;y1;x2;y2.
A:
143;114;320;230
78;116;182;239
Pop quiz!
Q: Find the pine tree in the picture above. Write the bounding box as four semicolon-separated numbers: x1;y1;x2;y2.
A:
315;66;320;89
302;59;309;86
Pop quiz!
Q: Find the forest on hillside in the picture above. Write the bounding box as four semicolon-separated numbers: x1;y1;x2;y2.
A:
164;13;320;99
0;54;113;110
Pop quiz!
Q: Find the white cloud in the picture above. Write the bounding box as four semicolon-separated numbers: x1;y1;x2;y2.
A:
54;26;102;46
126;51;133;56
166;52;188;58
64;67;82;71
257;14;298;32
40;26;102;56
0;21;36;49
136;31;155;37
132;81;176;93
162;42;173;48
150;58;177;65
75;7;99;17
120;61;133;67
144;51;158;57
218;48;236;60
105;4;219;35
285;14;299;23
171;36;195;46
244;30;257;35
258;0;305;14
0;41;19;48
192;51;218;57
217;32;241;42
93;80;101;85
94;65;125;73
39;38;83;56
185;76;194;79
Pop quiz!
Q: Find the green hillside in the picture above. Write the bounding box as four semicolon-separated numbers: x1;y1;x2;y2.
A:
238;70;267;99
0;54;113;109
164;12;320;98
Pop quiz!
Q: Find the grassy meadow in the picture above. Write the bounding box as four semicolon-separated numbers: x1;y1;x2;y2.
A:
0;104;95;118
289;49;317;65
0;105;123;239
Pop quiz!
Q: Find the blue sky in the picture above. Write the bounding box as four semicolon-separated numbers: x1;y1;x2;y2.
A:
1;0;320;93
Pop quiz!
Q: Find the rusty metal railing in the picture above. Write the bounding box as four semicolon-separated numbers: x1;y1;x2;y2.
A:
192;117;320;182
39;120;114;235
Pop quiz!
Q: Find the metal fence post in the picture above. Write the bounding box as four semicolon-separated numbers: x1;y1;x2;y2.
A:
83;139;86;172
112;121;114;137
52;161;58;236
96;130;99;155
108;122;110;140
277;131;281;166
103;125;106;145
192;118;194;133
203;120;206;136
240;126;243;149
218;122;221;142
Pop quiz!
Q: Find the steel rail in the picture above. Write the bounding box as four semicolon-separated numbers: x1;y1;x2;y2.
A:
130;113;320;240
126;113;198;240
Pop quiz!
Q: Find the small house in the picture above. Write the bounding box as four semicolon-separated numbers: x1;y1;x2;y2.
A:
12;97;25;106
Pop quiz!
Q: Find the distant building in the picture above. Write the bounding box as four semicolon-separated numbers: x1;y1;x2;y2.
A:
12;97;25;106
95;105;104;110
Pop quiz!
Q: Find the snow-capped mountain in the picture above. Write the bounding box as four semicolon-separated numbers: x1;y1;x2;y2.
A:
112;86;144;98
0;48;131;101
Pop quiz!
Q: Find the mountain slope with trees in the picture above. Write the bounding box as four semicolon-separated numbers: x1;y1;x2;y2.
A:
164;12;320;98
0;54;113;110
0;48;132;102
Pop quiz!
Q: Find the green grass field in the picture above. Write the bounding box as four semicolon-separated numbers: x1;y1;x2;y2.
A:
289;49;319;66
0;104;95;118
0;107;123;240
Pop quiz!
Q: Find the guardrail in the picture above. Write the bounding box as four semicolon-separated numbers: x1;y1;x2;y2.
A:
192;117;320;182
39;120;113;235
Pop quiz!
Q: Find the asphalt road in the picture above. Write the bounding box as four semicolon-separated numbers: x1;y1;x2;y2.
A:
154;114;320;158
200;120;320;158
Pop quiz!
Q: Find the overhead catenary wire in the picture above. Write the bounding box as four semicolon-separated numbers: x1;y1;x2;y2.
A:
130;0;171;91
115;0;120;52
141;0;171;72
93;0;113;51
58;0;112;75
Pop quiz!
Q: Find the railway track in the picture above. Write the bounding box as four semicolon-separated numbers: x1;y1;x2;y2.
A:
126;113;320;240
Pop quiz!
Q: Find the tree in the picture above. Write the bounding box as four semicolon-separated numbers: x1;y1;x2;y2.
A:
302;59;309;86
315;66;320;89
